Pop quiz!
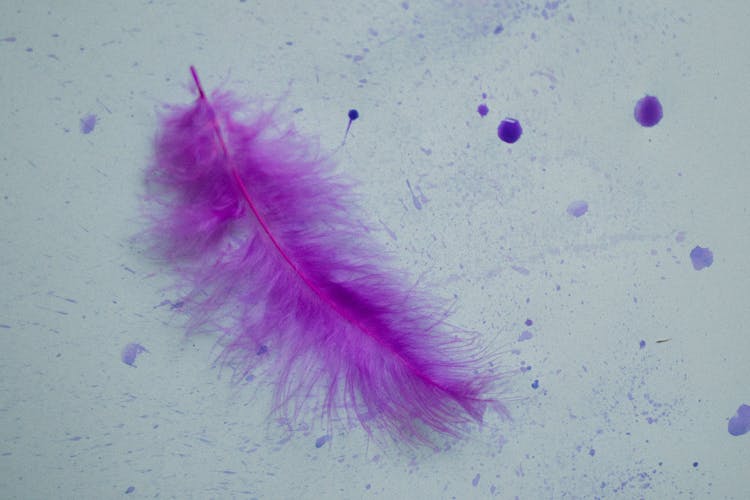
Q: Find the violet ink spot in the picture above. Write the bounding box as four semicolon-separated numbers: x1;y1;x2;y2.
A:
315;434;331;448
497;118;523;144
518;330;533;342
692;461;699;468
567;200;588;217
589;448;596;457
689;245;713;270
121;343;148;367
80;114;97;134
639;340;646;349
634;95;663;127
531;379;539;389
675;231;686;243
477;103;489;117
493;24;504;34
125;486;135;494
525;318;533;326
728;404;750;436
2;36;17;43
472;473;480;487
343;109;359;143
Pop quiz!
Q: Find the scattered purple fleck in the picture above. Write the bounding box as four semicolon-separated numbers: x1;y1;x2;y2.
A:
531;379;539;389
692;462;699;468
472;473;480;487
121;343;148;366
518;330;533;342
315;434;331;448
525;318;533;326
80;114;97;134
125;486;135;494
477;103;489;117
675;231;686;242
690;246;713;270
567;200;588;217
639;340;646;349
589;448;596;457
497;118;523;144
634;95;663;127
728;404;750;436
2;36;17;42
493;24;504;34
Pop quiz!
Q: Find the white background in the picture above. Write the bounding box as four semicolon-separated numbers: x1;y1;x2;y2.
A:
1;0;749;498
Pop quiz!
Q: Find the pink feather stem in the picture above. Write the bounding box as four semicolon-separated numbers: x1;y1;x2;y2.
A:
142;66;507;444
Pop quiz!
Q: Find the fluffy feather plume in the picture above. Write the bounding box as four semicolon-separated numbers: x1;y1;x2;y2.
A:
142;66;506;444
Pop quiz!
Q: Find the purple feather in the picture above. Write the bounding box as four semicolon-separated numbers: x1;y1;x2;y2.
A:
141;67;507;444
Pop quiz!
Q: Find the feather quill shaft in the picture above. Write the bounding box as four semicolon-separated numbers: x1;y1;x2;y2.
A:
143;66;507;444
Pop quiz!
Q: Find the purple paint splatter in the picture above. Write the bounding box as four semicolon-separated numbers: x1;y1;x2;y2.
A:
531;379;539;389
497;118;522;144
639;340;646;349
634;95;663;127
525;318;533;326
518;330;533;342
477;103;489;117
80;114;97;134
121;343;148;366
472;473;480;487
315;434;331;448
728;404;750;436
589;448;596;457
125;486;135;494
567;200;588;217
689;245;713;270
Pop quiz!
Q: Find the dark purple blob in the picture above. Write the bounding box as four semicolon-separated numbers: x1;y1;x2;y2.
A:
315;434;331;448
497;118;522;144
477;103;489;117
728;404;750;436
692;462;699;468
518;330;533;342
256;344;268;355
80;114;97;134
525;318;533;326
125;486;135;494
2;37;17;42
348;109;359;121
493;24;504;34
634;95;663;127
589;448;596;457
531;379;539;389
639;340;646;349
689;246;713;270
472;473;480;487
121;343;148;366
567;200;588;217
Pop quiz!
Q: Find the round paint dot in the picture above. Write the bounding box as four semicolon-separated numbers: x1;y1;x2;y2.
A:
477;103;489;117
531;379;539;389
634;95;663;127
639;340;646;349
689;245;713;270
498;118;523;143
567;200;588;217
348;109;359;121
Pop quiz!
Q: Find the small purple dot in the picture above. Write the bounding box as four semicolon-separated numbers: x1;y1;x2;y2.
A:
589;448;596;457
477;103;489;117
634;95;663;127
498;118;523;144
348;109;359;121
531;379;539;389
639;340;646;349
567;200;588;217
525;318;533;326
692;461;699;468
689;245;713;270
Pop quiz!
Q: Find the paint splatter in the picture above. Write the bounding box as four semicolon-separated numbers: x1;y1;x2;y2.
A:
728;404;750;436
689;245;713;270
493;24;504;34
567;200;588;217
497;118;523;144
589;448;596;457
477;103;489;117
525;318;533;326
315;434;331;448
80;114;97;134
2;36;16;42
472;473;480;487
125;486;135;494
639;340;646;349
634;95;663;127
531;379;539;389
343;109;359;143
518;330;533;342
121;343;148;366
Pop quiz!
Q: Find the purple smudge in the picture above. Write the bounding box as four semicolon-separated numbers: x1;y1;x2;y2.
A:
531;379;539;389
2;36;17;43
567;200;588;217
634;95;663;127
639;340;646;349
477;103;489;117
589;448;596;456
315;434;331;448
472;473;480;487
121;343;148;366
80;114;97;134
518;330;533;342
525;318;533;326
497;118;523;144
689;245;713;270
675;231;686;242
125;486;135;494
511;265;530;275
728;404;750;436
692;462;699;468
493;24;504;34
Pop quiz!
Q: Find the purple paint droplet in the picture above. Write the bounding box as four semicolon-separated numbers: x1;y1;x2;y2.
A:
477;103;489;117
728;404;750;436
675;231;686;242
121;343;148;366
689;246;713;270
493;24;504;34
472;473;480;487
639;340;646;349
80;114;97;134
497;118;523;144
315;434;331;448
2;36;17;43
692;461;699;468
518;330;533;342
589;448;596;457
634;95;663;127
525;318;533;326
531;379;539;389
125;486;135;494
567;200;588;217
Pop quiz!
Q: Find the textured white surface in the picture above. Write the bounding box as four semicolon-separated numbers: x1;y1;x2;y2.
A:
1;0;749;498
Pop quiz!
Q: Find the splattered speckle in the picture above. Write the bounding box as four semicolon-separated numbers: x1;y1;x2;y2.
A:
477;103;489;117
589;448;596;457
125;486;135;494
692;461;699;468
497;118;523;144
567;200;588;217
525;318;533;326
518;330;533;342
493;24;504;34
639;340;646;349
728;404;750;436
689;245;713;270
531;379;539;389
634;95;663;127
2;36;16;43
315;434;331;448
121;343;148;366
472;473;480;487
80;114;97;134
